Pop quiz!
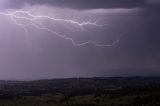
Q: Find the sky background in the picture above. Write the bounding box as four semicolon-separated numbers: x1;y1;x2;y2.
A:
0;0;160;79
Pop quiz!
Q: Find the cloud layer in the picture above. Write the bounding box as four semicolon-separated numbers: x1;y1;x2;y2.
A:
0;0;159;79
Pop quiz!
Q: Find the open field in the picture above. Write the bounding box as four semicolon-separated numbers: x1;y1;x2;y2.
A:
0;77;160;106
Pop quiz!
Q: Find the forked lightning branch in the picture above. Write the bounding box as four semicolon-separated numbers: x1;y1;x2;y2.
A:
0;10;119;47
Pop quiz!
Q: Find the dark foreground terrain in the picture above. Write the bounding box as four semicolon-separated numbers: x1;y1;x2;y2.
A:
0;77;160;106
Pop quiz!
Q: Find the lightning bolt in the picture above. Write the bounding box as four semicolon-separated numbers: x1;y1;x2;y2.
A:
0;10;119;47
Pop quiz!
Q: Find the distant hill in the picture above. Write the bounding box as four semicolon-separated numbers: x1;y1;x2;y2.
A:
1;77;160;95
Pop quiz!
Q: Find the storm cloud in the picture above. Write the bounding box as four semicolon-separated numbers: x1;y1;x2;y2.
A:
0;0;148;10
0;0;159;79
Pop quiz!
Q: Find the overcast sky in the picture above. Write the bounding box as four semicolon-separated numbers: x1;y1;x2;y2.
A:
0;0;160;79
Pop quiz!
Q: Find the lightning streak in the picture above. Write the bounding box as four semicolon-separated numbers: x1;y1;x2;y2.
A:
0;10;119;47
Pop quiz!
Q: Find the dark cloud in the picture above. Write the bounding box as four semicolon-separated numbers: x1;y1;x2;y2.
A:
6;0;147;10
147;0;160;4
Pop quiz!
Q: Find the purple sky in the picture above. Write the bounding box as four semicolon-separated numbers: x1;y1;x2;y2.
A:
0;0;160;79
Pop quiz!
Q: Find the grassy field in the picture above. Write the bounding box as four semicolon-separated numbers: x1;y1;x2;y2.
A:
0;93;159;106
0;77;160;105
